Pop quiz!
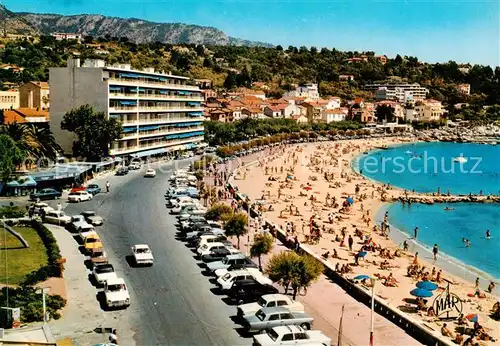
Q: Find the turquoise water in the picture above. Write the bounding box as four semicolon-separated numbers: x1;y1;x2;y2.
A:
355;142;500;195
384;202;500;279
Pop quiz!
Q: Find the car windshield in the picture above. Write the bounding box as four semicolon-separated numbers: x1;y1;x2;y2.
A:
222;273;231;280
266;329;279;342
86;238;99;243
257;297;267;307
96;265;114;274
136;248;150;254
83;211;96;216
107;284;124;292
256;310;266;321
69;192;78;195
222;258;229;264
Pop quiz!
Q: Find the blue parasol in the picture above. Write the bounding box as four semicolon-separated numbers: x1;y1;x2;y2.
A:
354;274;371;280
410;287;433;298
416;280;438;291
357;251;368;257
346;197;354;204
287;175;294;179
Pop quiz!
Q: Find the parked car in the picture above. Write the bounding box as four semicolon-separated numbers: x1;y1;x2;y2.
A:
127;163;141;170
184;226;222;240
115;167;128;176
79;229;97;242
131;244;154;265
237;294;304;318
201;247;241;263
228;280;280;304
44;210;72;225
81;211;104;226
89;248;108;266
252;325;331;346
197;242;230;256
85;184;101;195
206;254;257;274
242;307;314;332
92;263;117;285
68;215;94;233
32;202;54;215
68;191;93;203
84;233;103;253
144;169;156;177
30;188;62;201
104;277;130;308
216;269;271;291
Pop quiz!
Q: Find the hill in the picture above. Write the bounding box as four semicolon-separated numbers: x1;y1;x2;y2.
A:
9;8;271;47
0;5;38;35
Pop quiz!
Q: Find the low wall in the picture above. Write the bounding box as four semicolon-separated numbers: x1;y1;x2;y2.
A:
229;177;453;346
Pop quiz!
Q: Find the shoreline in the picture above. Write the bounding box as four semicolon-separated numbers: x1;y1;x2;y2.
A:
232;137;499;345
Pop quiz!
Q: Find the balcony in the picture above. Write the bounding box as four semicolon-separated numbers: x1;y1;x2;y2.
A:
109;92;204;102
109;136;204;155
120;126;204;140
108;77;200;91
121;117;202;126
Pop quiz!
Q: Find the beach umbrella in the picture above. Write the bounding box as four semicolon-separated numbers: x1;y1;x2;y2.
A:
465;313;479;322
356;251;368;257
416;280;438;291
354;274;371;280
410;288;433;298
287;175;293;179
303;186;312;191
346;197;354;204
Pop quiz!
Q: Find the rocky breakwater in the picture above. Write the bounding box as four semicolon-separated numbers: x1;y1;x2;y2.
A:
392;194;500;204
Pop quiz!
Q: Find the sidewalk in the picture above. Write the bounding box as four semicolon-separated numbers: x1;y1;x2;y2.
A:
236;230;422;346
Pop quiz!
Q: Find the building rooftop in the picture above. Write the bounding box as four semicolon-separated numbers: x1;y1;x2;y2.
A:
3;108;50;124
28;81;49;89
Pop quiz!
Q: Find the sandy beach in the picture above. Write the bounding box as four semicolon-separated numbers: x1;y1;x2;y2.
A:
232;137;500;345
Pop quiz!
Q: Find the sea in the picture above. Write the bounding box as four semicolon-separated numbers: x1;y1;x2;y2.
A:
354;142;500;282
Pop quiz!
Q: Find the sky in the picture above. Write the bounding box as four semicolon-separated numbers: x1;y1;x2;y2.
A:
2;0;499;66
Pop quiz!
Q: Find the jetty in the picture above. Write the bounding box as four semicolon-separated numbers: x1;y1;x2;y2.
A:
391;194;500;204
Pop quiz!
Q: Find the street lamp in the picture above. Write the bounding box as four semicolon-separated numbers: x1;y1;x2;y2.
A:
36;287;50;324
354;274;376;346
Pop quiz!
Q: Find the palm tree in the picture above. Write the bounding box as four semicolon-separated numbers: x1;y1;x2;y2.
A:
29;125;61;161
250;233;274;270
0;123;40;161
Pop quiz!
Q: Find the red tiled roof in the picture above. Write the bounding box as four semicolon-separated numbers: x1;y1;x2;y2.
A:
292;114;306;120
3;110;26;124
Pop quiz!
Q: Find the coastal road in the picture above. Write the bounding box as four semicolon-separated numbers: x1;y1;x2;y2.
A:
64;160;249;345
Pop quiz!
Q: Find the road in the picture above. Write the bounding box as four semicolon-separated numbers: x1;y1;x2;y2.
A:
64;160;249;345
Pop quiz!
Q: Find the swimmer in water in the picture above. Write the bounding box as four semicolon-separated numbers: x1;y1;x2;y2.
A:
444;207;454;211
486;230;491;239
465;239;471;247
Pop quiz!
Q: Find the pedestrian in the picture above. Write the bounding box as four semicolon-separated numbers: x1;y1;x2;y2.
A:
348;235;354;251
432;244;438;261
57;202;62;212
109;329;118;344
403;240;409;251
414;226;418;239
106;181;110;193
475;277;480;289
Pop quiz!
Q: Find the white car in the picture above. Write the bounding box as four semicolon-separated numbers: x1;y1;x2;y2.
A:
104;277;130;308
68;215;94;232
79;229;98;242
237;294;305;318
168;196;193;207
44;210;72;225
131;244;154;265
171;202;201;214
217;270;272;291
32;202;54;215
68;191;93;202
81;211;104;226
92;263;117;285
197;242;228;256
253;325;331;346
144;169;156;177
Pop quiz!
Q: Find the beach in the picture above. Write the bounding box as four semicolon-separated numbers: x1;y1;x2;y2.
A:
232;137;500;345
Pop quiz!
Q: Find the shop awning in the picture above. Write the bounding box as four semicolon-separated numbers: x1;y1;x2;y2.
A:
6;175;37;187
122;127;137;133
139;125;160;131
187;102;201;106
109;86;122;91
188;112;203;117
130;147;166;158
119;101;137;106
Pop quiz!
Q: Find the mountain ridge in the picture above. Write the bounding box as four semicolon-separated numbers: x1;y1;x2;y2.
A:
1;5;272;47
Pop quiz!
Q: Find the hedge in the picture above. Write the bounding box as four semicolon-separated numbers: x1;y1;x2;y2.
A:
19;219;62;285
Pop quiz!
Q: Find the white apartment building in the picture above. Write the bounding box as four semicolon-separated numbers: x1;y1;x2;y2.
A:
52;33;83;42
0;90;20;110
283;83;320;100
322;109;346;123
367;82;429;102
49;58;204;158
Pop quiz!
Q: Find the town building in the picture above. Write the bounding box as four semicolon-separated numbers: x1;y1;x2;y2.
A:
404;99;444;122
49;58;204;158
375;100;404;121
19;81;50;110
0;89;20;110
195;79;213;89
322;109;346;123
283;83;320;100
456;84;471;95
349;99;375;123
51;32;83;42
291;114;308;124
3;108;50;125
367;82;428;102
375;55;388;64
345;55;368;63
339;74;355;82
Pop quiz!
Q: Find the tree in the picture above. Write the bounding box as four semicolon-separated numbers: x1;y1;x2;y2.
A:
375;104;395;123
224;212;248;248
266;252;323;299
0;135;26;182
61;105;122;161
205;203;233;221
250;233;274;270
29;125;61;161
0;123;39;158
224;72;237;90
